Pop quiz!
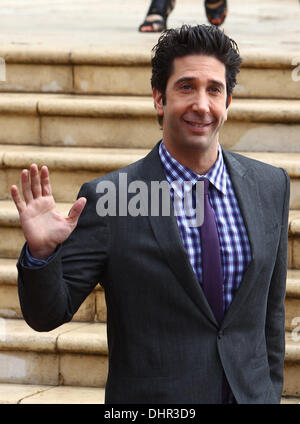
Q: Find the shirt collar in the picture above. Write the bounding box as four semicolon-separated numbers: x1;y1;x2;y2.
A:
159;140;227;198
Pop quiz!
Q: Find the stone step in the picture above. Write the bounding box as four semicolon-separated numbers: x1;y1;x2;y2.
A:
0;146;299;208
0;382;297;404
0;93;299;152
283;331;300;397
288;211;300;270
0;257;106;322
0;145;148;203
0;187;300;260
0;165;300;261
0;255;298;329
0;46;298;99
0;318;298;396
0;383;104;404
281;396;300;404
286;270;300;332
0;319;108;387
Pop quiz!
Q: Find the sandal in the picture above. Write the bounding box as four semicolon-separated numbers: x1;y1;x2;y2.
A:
205;0;227;26
139;0;175;33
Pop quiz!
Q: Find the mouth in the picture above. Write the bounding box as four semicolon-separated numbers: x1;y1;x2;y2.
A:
183;119;212;128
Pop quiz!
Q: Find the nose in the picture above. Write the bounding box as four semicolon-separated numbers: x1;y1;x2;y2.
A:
192;91;210;113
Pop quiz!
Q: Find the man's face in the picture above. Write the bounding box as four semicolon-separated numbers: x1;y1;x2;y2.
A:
153;54;230;157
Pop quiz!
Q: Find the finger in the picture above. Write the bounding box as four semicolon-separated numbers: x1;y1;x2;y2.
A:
30;163;42;198
67;197;87;224
21;169;33;204
40;165;52;196
11;185;26;214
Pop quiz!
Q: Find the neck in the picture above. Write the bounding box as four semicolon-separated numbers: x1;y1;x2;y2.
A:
163;142;219;175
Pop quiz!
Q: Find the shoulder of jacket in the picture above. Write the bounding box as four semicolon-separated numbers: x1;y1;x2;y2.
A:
223;149;287;182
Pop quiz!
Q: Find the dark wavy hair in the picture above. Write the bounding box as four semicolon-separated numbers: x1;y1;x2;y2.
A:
151;24;242;126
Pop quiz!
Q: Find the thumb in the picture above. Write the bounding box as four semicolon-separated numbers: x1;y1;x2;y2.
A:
67;197;87;224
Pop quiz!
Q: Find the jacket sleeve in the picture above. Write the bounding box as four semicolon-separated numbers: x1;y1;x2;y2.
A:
17;182;110;332
265;168;290;401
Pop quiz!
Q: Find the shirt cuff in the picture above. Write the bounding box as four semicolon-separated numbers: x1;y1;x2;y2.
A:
24;244;56;268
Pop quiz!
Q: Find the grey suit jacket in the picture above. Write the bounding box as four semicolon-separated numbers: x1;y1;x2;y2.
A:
17;142;290;404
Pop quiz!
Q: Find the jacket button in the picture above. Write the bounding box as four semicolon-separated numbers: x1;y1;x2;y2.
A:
218;330;224;339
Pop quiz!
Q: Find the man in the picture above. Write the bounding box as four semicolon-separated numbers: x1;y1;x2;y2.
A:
11;25;290;404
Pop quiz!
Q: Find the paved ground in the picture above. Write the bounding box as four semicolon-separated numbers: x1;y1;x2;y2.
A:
0;0;299;56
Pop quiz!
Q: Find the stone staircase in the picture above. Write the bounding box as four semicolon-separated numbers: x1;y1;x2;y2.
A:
0;45;300;404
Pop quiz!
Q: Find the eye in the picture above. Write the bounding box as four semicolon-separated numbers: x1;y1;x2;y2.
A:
180;83;192;91
209;86;221;93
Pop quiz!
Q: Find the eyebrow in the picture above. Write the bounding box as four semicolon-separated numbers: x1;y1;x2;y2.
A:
209;80;226;90
173;77;195;88
174;76;225;90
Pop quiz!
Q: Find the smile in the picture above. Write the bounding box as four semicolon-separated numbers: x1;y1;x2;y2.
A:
184;120;211;128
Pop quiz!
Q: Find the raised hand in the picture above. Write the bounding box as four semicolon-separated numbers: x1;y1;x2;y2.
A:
11;164;86;260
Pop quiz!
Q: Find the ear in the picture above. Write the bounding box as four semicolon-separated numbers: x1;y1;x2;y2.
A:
224;95;232;121
152;88;164;118
226;95;232;108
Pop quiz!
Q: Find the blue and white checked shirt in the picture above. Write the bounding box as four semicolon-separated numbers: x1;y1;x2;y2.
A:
159;141;252;313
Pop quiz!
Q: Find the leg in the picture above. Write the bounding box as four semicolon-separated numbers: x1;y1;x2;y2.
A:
139;0;175;33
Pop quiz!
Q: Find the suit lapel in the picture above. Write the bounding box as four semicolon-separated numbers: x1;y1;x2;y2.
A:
137;143;218;326
221;149;266;327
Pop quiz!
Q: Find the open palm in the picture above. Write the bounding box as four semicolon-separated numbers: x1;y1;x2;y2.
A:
11;164;86;260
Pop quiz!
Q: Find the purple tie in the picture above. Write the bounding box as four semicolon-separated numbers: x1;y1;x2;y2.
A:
199;178;224;325
199;178;232;403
